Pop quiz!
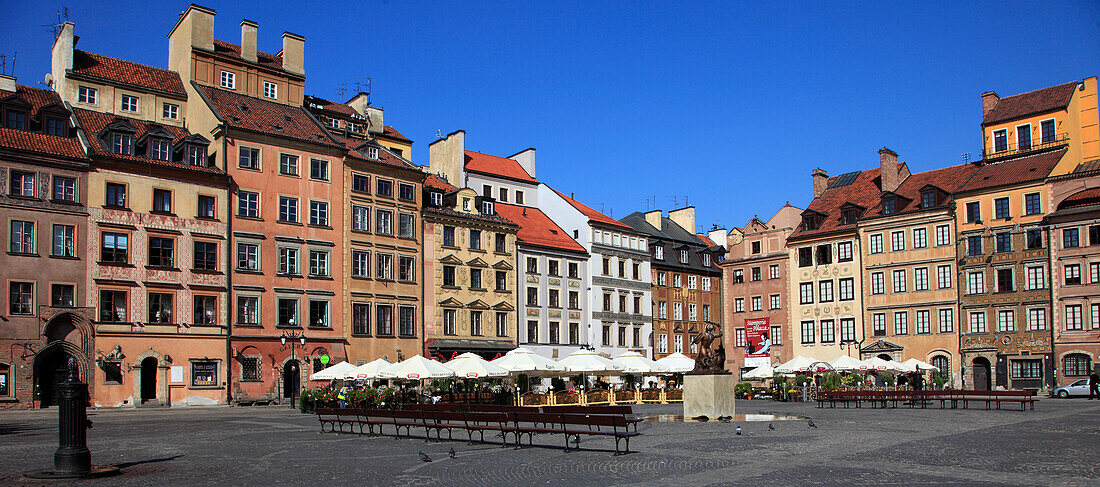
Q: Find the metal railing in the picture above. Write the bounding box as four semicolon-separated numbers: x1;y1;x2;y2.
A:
983;132;1069;161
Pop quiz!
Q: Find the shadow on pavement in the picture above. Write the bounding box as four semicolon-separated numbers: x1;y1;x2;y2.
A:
0;423;46;436
113;455;183;469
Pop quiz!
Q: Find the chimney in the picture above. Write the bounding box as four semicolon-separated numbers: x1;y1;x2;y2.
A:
429;130;466;188
812;168;828;197
49;21;75;94
981;91;999;118
280;32;305;76
167;4;215;80
879;147;901;193
509;148;536;178
0;74;14;93
708;228;727;249
669;207;696;234
644;210;662;231
240;20;258;63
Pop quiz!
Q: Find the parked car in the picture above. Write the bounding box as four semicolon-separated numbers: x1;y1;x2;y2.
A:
1052;379;1091;398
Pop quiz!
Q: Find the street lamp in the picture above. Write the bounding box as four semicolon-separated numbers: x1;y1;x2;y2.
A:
280;329;307;409
840;338;864;358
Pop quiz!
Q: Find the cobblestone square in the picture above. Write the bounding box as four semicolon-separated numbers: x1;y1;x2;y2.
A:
1;399;1098;486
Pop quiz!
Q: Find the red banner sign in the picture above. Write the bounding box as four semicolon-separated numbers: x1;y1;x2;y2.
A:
744;318;771;367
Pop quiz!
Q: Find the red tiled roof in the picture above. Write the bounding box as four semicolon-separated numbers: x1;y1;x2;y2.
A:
304;95;358;118
333;135;418;170
789;167;884;240
71;50;186;96
550;187;632;230
1;85;66;114
382;125;411;142
983;81;1077;126
957;148;1066;193
494;203;586;253
72;108;223;174
696;234;718;247
423;174;458;192
465;150;538;184
866;163;979;217
211;40;286;72
198;85;340;147
1059;188;1100;210
0;127;86;159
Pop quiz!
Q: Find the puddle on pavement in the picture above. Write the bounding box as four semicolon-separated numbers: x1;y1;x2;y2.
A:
643;413;806;422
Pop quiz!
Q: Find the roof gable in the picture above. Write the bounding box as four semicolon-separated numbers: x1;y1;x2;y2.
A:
493;203;585;253
550;187;632;230
983;81;1078;126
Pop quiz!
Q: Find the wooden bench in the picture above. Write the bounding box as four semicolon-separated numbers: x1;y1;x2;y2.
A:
818;389;1036;411
540;405;643;432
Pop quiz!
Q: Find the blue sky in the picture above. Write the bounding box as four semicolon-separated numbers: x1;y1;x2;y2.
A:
2;1;1098;233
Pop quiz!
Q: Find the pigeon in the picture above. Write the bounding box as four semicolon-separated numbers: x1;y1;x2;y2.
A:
808;419;818;429
717;416;731;423
418;451;432;462
448;447;456;459
735;426;742;436
768;422;775;431
691;415;710;422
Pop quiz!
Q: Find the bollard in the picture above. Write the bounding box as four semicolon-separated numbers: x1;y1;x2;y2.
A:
25;357;120;479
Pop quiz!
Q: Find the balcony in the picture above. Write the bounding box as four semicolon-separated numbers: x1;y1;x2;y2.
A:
984;133;1069;162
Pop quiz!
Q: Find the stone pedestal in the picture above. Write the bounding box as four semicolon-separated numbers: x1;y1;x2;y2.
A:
683;374;736;419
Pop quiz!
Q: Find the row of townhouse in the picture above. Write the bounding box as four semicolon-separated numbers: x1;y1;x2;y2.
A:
721;77;1100;391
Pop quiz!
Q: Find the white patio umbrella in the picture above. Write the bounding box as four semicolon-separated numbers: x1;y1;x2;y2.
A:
444;352;509;379
381;355;455;380
344;358;392;380
654;352;696;373
309;361;356;381
612;351;668;374
774;355;817;374
490;347;566;376
863;357;909;373
900;358;939;372
828;355;869;373
742;363;779;380
559;349;622;374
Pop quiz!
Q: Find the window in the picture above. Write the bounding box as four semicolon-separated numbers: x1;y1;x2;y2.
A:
238;147;260;170
120;94;139;112
673;302;683;320
398;256;415;282
376;179;393;197
397;183;415;201
1041;119;1056;143
375;209;393;235
964;312;986;334
196;195;217;219
1027;308;1047;331
769;264;780;279
308;250;329;277
366;146;379;160
309;159;329;181
966;202;981;223
751;241;761;254
396;306;415;337
798;247;813;267
309;201;329;226
8;282;33;314
893;312;908;335
602;257;611;276
352;174;370;193
464;267;479;289
838;278;854;301
994;197;1010;219
992;128;1008;152
1063;228;1080;248
619;261;627;278
995;268;1013;292
499;187;509;202
496;233;508;253
967;236;982;256
658;272;668;286
820;320;835;342
890;231;905;251
144;137;170;160
818;281;834;302
1091;226;1100;246
571;291;581;309
193;295;217;325
1065;264;1081;285
192;361;218;387
375;305;394;335
1064;354;1091;377
702;304;711;321
153;189;172;213
305;300;328;328
515;191;524;204
1064;304;1082;330
703;254;712;267
526;257;538;274
997;310;1015;332
10;221;34;253
938;308;953;333
238;356;261;382
277;247;299;275
816;245;832;265
689;275;698;289
5;110;26;130
1010;360;1042;379
799;282;814;304
882;198;896;215
800;321;815;344
937;265;952;289
375;253;393;280
52;176;76;201
657;334;668;354
278;197;298;223
679;249;688;264
10;171;35;198
996;232;1012;252
526;287;538;307
1094;304;1100;330
78;86;97;104
837;318;853;342
279;154;299;176
220;70;236;89
237;296;259;326
870;272;885;295
352;250;369;277
921;191;937;209
549;322;560;344
162;103;178;119
496;270;508;291
914;310;931;335
654;246;664;260
51;284;74;307
1020;267;1038;290
892;269;907;293
659;301;669;318
99;290;127;322
148;236;174;267
935;225;951;246
100;232;128;264
1093;262;1100;283
869;234;883;254
147;292;173;323
912;228;927;249
750;297;761;312
1025;193;1041;215
872;313;886;336
238;191;259;218
465;230;481;251
1026;229;1043;249
914;267;929;291
1017;124;1032;151
194;241;217;271
967;271;984;294
735;329;745;347
263;81;278;99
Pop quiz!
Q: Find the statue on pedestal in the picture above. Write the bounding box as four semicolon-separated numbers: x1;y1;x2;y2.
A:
688;322;727;374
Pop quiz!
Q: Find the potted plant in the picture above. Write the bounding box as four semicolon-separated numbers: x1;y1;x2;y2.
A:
32;384;41;408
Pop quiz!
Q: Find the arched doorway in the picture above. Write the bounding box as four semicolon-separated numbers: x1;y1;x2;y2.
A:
973;357;992;390
140;357;158;404
282;360;300;399
34;348;74;408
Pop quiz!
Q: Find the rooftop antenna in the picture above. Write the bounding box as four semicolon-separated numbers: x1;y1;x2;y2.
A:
435;129;443;140
335;82;348;101
44;8;69;38
352;77;372;103
962;152;971;164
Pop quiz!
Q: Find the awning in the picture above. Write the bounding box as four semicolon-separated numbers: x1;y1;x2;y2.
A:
427;339;516;352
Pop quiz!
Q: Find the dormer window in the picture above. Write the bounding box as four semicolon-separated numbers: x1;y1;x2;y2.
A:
112;133;133;155
679;249;688;264
187;145;207;166
45;117;67;136
430;191;443;206
840;208;857;225
5;110;26;130
921;190;937;209
703;254;711;267
148;138;171;161
350;124;361;133
801;214;821;231
367;146;379;159
328;118;338;128
882;198;896;215
482;201;494;215
462;198;471;211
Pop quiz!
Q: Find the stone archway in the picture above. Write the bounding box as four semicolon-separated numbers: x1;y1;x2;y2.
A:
131;351;169;407
32;340;86;408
